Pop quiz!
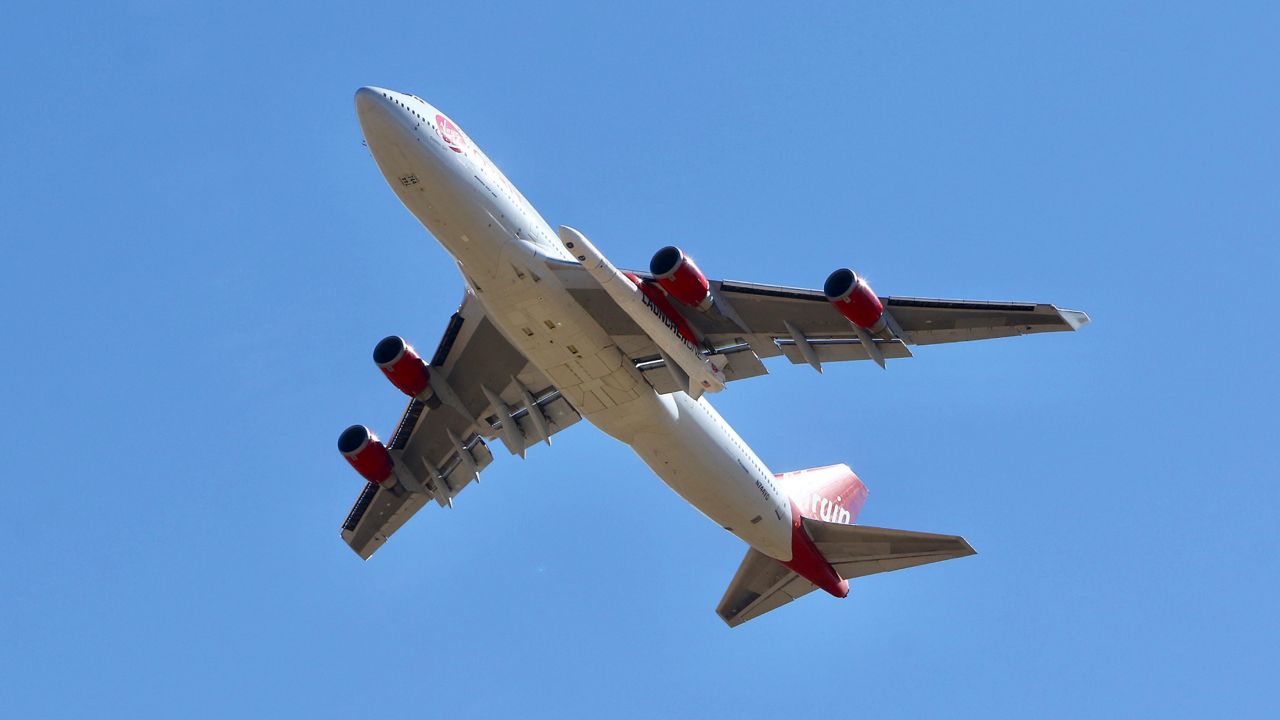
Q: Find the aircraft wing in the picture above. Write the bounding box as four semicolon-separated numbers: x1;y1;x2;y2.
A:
340;290;581;559
554;262;1089;390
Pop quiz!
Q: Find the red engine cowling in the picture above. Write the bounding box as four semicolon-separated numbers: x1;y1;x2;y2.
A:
338;424;395;486
373;335;430;398
824;268;884;331
650;246;712;310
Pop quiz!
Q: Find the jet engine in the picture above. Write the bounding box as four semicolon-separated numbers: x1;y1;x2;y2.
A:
373;335;430;398
338;424;395;486
824;268;885;333
650;246;712;310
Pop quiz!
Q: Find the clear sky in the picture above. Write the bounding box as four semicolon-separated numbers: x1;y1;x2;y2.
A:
2;2;1276;717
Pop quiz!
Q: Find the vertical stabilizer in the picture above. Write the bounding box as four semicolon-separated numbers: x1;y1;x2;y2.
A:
775;464;868;525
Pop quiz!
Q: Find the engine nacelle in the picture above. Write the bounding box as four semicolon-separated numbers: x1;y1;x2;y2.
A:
338;424;395;486
373;335;430;398
650;246;712;311
824;268;885;332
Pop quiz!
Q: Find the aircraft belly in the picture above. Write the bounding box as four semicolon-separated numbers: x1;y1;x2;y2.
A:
628;392;793;560
471;253;790;559
473;254;649;421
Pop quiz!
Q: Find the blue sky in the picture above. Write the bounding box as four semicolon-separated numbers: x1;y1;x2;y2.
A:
2;1;1276;717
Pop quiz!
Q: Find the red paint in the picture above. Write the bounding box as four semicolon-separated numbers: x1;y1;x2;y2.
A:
624;272;701;346
829;272;884;330
375;336;430;398
775;464;868;597
339;426;395;486
650;247;711;310
435;113;467;153
775;464;868;525
781;498;849;598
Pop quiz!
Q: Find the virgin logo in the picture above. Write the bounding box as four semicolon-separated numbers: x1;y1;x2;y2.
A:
803;493;852;525
435;114;466;153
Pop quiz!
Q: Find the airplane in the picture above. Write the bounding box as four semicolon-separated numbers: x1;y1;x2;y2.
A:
338;86;1090;627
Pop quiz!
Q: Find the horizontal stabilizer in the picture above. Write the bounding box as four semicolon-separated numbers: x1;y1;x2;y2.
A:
802;519;976;580
716;519;975;627
716;548;818;628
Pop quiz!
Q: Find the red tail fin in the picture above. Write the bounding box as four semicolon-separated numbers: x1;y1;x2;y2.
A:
775;464;868;525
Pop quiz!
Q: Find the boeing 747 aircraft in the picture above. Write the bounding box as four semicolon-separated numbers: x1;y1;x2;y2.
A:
337;86;1089;626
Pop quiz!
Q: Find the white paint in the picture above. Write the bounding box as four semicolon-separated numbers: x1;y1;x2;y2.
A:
355;87;793;560
556;225;726;395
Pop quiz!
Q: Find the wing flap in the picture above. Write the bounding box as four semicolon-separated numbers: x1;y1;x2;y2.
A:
776;337;913;365
636;343;770;395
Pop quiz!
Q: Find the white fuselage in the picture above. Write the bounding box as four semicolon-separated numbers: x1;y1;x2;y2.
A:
355;87;794;561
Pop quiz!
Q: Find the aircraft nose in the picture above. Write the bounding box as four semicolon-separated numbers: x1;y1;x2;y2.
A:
355;86;413;161
354;86;387;115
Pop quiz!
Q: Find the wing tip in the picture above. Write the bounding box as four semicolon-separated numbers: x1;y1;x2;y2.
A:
715;609;741;628
341;529;380;561
1058;308;1091;330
